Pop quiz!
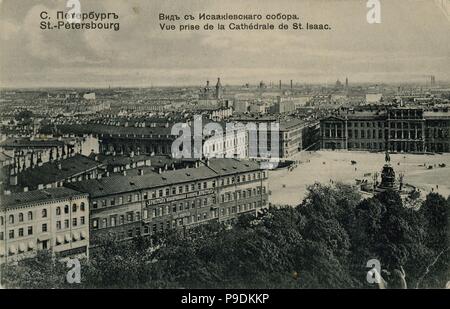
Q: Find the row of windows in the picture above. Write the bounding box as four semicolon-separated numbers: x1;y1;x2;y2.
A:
389;130;423;139
1;203;86;226
92;211;144;229
106;202;265;240
91;198;267;232
153;198;215;218
389;122;423;129
1;226;33;240
3;211;34;225
348;142;385;150
348;129;384;139
220;187;266;203
56;203;86;215
348;122;384;128
56;217;86;230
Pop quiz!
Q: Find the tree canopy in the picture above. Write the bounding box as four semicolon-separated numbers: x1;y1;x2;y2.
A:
1;184;448;289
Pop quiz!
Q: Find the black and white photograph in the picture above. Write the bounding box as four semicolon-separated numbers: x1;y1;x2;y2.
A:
0;0;449;296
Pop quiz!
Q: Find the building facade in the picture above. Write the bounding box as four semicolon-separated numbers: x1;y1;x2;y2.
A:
68;159;268;246
0;187;89;265
320;108;450;153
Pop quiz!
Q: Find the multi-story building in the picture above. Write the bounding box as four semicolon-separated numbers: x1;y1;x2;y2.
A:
320;108;450;153
425;110;450;153
67;158;268;246
0;187;89;265
202;122;248;159
8;153;104;191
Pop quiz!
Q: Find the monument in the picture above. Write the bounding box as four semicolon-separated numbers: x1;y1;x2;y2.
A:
376;150;399;192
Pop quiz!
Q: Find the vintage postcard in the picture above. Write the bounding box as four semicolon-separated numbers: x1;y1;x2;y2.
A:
0;0;449;297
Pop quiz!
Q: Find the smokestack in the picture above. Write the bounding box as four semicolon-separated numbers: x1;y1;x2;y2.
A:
290;80;293;89
279;80;281;90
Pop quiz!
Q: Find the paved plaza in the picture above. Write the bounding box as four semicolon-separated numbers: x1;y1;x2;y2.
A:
268;151;450;206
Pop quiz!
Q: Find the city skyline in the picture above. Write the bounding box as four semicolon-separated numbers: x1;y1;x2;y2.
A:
0;0;450;88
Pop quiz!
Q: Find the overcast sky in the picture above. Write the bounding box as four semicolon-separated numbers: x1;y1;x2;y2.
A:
1;0;449;87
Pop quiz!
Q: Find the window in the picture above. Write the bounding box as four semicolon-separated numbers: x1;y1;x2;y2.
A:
64;220;69;229
56;221;61;230
72;218;77;227
127;229;133;237
102;218;107;228
9;215;14;224
64;205;69;214
92;219;98;229
135;212;140;221
110;216;116;227
0;232;3;240
19;228;24;237
72;204;77;212
27;226;33;235
42;209;47;218
28;211;33;220
80;202;85;211
92;201;98;209
56;207;61;215
119;215;125;225
9;230;14;239
42;223;48;232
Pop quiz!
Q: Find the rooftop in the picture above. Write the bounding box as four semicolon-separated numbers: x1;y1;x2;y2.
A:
1;187;87;210
17;154;103;188
67;158;262;198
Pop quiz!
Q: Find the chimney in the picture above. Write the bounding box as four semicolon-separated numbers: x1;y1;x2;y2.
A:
138;169;144;176
38;184;44;190
23;187;28;192
106;171;110;177
158;167;162;174
97;174;102;179
122;170;127;176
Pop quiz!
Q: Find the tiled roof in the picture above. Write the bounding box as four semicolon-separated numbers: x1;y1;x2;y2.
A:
0;187;87;210
17;154;103;188
67;158;261;198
